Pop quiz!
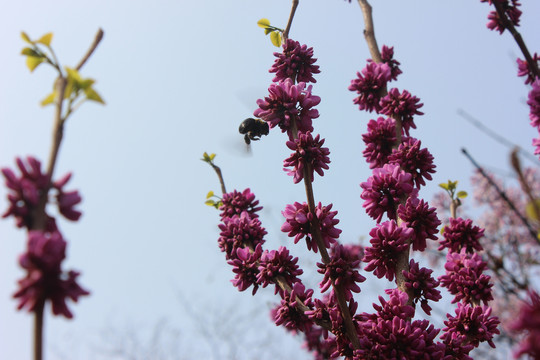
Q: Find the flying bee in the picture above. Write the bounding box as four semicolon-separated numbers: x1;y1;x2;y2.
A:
238;118;269;145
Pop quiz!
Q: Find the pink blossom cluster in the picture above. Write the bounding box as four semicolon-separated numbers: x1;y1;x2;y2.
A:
213;36;502;359
2;156;89;318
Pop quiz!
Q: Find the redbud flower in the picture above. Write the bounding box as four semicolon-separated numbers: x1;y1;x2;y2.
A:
379;88;424;136
397;196;441;251
349;62;391;113
218;211;267;260
527;78;540;129
270;39;320;83
439;251;493;305
367;45;402;81
402;260;442;315
363;220;413;281
257;246;303;295
509;290;540;359
228;244;263;295
362;117;397;169
357;316;444;359
14;230;89;318
360;288;415;321
485;0;522;34
360;163;415;223
281;202;342;253
517;54;539;85
388;137;436;189
317;244;366;301
254;78;320;138
2;156;82;230
283;132;330;184
219;188;262;220
442;303;500;348
441;336;474;360
271;282;314;332
533;136;540;157
438;217;484;253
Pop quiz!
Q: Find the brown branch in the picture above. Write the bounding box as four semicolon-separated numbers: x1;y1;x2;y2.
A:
75;28;104;71
356;0;414;307
210;163;227;195
491;2;540;79
283;0;299;41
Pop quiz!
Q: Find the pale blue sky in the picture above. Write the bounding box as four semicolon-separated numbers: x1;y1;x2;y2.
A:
1;1;539;359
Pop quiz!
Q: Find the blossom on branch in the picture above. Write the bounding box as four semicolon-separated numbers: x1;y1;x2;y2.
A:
270;38;320;83
13;230;89;318
379;88;424;136
283;132;330;184
349;62;391;113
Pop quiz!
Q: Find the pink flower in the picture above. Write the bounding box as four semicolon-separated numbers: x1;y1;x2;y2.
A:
270;39;320;83
14;230;89;318
2;156;82;230
439;251;493;305
349;62;391;113
438;217;484;253
281;202;342;253
254;79;320;138
442;303;500;348
228;244;263;295
367;45;402;81
271;282;314;332
527;78;540;129
509;290;540;359
388;137;436;189
257;246;303;295
362;117;397;169
218;211;267;260
360;163;415;223
402;260;442;315
219;188;262;220
317;244;366;301
363;220;413;281
379;88;424;136
397;196;441;251
517;54;539;85
283;132;330;184
485;0;522;34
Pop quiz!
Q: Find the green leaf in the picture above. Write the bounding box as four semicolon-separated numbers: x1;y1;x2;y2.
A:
21;32;32;44
37;33;53;46
270;31;282;47
438;182;449;190
79;78;95;90
205;200;215;206
457;191;468;199
206;191;214;199
525;199;540;221
209;153;216;161
21;47;40;57
264;28;273;35
257;18;271;28
84;87;105;104
440;225;445;234
40;91;56;106
202;152;211;162
65;67;83;83
26;56;44;72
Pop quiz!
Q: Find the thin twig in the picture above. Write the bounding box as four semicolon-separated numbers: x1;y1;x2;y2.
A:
511;148;540;223
75;28;104;71
357;0;382;64
34;299;45;360
283;0;299;41
491;1;540;79
461;147;539;245
457;108;539;164
210;163;227;195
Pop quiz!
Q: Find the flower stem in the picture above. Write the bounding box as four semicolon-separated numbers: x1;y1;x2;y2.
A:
33;299;45;360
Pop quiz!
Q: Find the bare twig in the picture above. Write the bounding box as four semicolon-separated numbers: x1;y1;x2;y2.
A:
462;147;539;245
75;28;104;71
457;109;539;164
283;0;299;41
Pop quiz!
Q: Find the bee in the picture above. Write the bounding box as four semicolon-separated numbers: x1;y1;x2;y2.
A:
238;118;269;145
